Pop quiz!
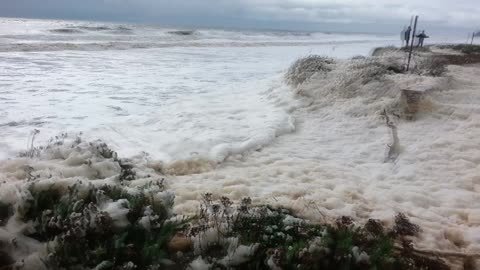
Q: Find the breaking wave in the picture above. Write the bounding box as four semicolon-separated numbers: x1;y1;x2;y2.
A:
77;26;112;31
0;18;396;52
0;40;380;52
50;28;84;34
168;30;196;36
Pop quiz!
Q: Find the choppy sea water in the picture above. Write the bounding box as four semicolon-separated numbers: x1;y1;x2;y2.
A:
0;17;397;160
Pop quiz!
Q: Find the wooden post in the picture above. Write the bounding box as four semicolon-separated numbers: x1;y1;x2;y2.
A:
406;15;419;72
401;89;424;120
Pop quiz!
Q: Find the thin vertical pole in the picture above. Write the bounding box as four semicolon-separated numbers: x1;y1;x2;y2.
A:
472;33;475;45
406;16;418;72
406;16;414;48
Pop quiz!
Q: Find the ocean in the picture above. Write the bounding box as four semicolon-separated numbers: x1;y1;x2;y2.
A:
0;17;400;161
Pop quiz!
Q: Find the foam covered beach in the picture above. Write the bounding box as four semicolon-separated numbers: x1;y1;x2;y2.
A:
1;18;480;269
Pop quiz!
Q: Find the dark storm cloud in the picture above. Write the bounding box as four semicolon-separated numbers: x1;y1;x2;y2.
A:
1;0;479;32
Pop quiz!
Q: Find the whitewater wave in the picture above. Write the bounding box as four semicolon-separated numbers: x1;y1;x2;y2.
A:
76;26;117;31
0;17;397;52
50;28;84;34
0;40;382;52
168;30;196;36
49;25;133;34
209;113;296;163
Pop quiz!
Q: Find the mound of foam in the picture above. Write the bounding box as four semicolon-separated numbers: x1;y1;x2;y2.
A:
285;55;335;87
0;135;165;190
148;158;215;176
0;137;177;269
288;53;448;119
292;57;399;117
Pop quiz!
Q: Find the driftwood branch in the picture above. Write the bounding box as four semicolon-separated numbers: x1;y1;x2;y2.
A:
382;109;400;162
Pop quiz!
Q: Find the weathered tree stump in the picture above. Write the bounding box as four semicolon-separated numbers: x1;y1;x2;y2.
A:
401;89;424;120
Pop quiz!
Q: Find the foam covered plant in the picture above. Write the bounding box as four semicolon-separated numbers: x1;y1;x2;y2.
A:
187;196;449;270
1;185;450;270
15;181;183;270
0;138;452;269
285;55;335;87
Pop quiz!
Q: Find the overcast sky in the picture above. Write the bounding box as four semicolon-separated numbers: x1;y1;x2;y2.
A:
1;0;479;33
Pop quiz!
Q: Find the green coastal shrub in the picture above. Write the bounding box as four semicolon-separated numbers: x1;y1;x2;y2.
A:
188;196;449;270
461;45;480;54
19;182;181;270
0;185;451;270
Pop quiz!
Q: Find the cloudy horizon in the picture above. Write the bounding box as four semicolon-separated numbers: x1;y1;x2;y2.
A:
1;0;479;34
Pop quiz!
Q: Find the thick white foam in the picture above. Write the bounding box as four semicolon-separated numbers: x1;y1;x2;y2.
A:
0;47;292;163
172;63;480;255
3;18;479;259
0;18;392;164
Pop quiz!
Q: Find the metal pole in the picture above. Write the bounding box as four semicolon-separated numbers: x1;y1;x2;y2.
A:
406;16;414;48
472;33;475;45
406;15;418;72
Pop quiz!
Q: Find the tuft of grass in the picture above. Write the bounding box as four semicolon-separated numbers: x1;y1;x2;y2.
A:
412;56;447;77
461;45;480;54
438;44;480;54
393;213;420;237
